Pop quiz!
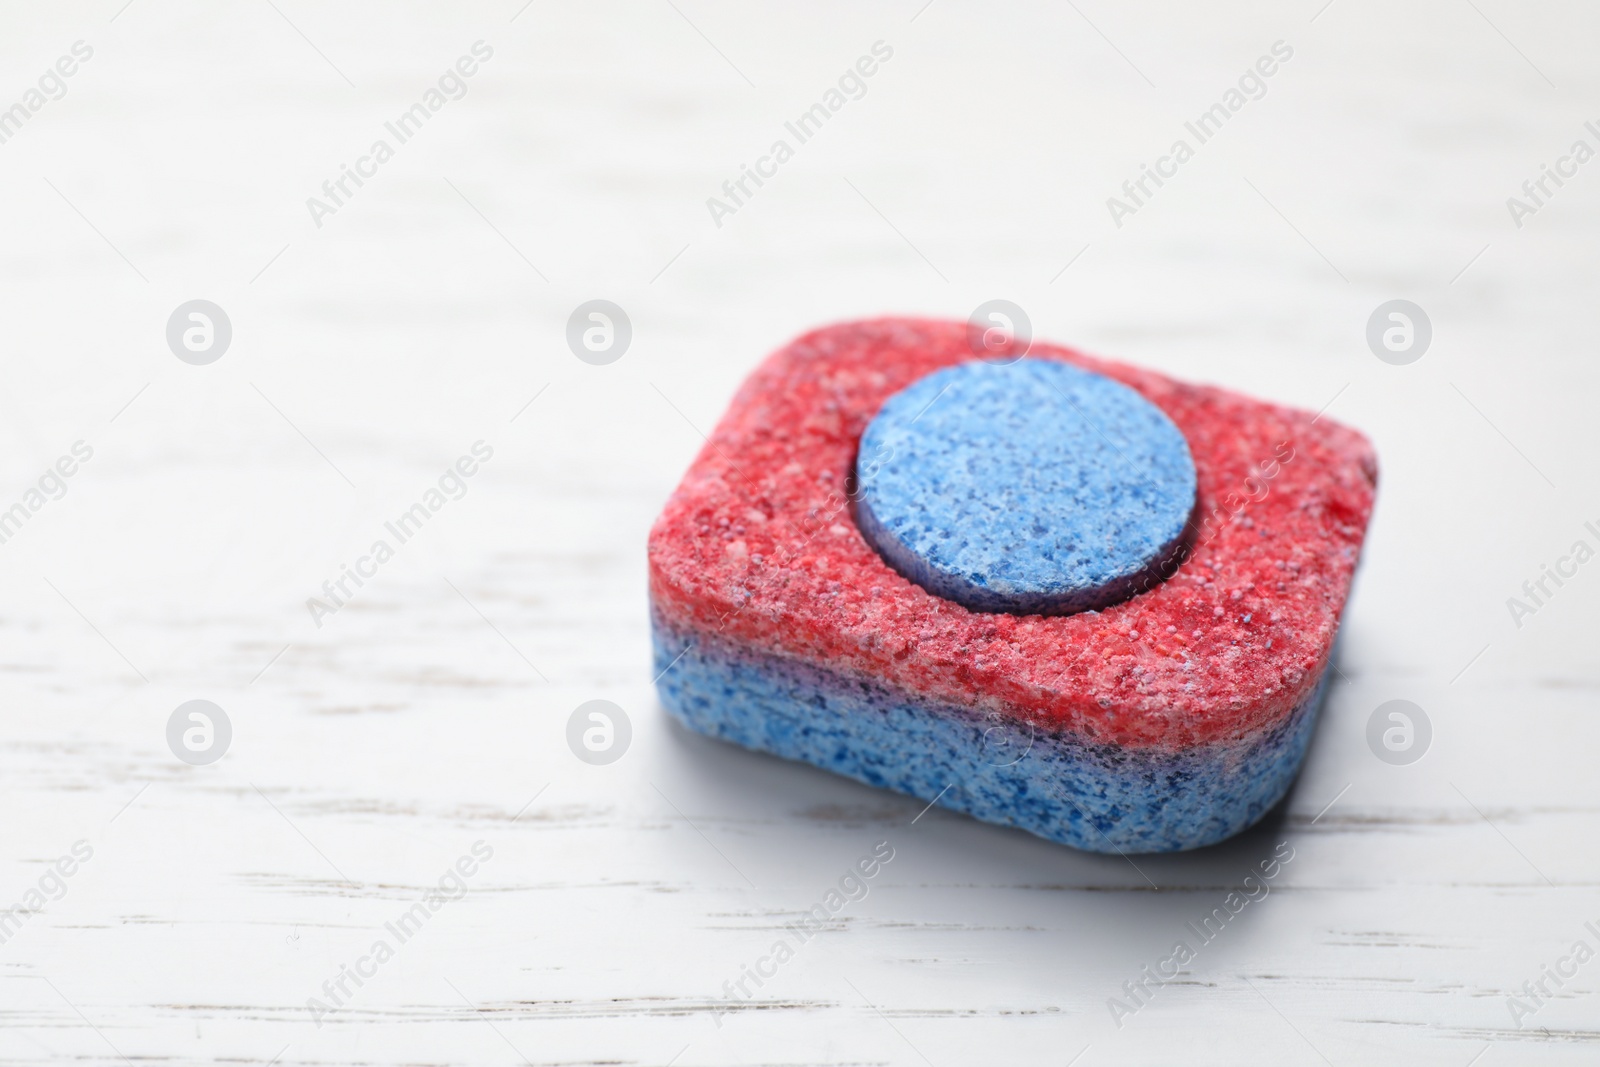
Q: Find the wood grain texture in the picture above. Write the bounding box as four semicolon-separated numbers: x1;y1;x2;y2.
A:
2;1;1598;1064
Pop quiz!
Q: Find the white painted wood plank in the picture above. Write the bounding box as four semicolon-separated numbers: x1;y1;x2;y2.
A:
1;2;1598;1064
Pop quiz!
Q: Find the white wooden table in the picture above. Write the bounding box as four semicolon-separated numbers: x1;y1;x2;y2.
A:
2;2;1598;1063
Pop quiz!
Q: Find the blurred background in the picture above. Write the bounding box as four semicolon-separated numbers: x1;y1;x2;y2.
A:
1;1;1597;1064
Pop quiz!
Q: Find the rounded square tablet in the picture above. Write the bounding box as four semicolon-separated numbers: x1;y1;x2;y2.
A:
649;318;1377;852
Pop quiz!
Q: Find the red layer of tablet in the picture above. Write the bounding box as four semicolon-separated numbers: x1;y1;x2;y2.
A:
648;319;1377;749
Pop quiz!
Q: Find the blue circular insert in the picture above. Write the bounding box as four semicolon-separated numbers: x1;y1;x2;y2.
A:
853;358;1197;616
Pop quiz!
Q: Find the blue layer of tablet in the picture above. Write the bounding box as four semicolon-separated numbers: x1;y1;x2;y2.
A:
854;359;1197;615
653;616;1330;854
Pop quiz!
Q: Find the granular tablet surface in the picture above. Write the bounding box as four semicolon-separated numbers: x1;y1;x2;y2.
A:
651;318;1379;852
853;358;1198;615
